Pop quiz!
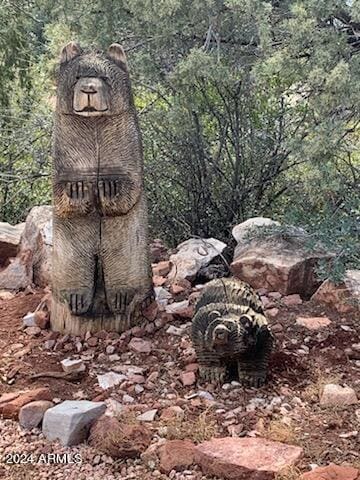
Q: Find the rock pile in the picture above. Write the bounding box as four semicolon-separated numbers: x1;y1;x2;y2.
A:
0;213;359;479
0;206;52;290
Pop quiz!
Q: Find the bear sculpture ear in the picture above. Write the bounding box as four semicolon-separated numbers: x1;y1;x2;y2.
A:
108;43;128;70
60;42;82;64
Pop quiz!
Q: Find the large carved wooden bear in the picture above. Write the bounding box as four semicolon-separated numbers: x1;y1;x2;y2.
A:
51;42;153;334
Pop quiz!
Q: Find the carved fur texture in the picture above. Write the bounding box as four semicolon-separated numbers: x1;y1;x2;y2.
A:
191;278;274;387
51;43;153;333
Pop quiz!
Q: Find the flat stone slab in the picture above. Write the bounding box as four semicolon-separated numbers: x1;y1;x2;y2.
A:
320;384;358;407
296;316;331;330
195;437;303;480
61;358;85;374
129;337;152;354
300;463;359;479
42;400;106;446
165;300;189;315
137;409;158;422
97;372;126;390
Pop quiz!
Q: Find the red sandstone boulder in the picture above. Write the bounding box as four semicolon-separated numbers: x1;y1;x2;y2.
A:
0;388;52;419
300;463;359;480
194;437;303;480
231;220;331;296
89;415;151;458
159;440;196;474
311;271;360;314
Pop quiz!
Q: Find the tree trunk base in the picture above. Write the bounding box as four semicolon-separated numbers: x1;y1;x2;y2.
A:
50;296;141;335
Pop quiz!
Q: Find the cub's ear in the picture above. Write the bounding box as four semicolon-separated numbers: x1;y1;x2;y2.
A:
60;42;81;64
108;43;128;70
208;310;221;322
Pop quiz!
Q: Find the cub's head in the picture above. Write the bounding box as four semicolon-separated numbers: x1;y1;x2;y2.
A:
205;310;268;354
56;42;132;117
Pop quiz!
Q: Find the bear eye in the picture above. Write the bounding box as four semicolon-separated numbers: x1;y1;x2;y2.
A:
239;315;252;330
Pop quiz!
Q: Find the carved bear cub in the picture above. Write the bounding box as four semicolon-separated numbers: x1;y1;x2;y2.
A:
51;42;153;334
191;278;274;387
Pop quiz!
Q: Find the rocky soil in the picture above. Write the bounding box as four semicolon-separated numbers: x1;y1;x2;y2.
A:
0;275;359;479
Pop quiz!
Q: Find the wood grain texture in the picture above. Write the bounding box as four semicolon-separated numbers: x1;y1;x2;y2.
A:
51;46;153;334
191;278;274;386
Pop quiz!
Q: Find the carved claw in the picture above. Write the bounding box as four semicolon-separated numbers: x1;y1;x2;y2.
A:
65;181;90;201
98;179;118;200
237;368;266;388
107;289;135;314
62;288;93;315
199;366;226;384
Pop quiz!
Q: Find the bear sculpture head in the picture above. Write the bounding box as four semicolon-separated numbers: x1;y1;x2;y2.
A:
56;42;132;117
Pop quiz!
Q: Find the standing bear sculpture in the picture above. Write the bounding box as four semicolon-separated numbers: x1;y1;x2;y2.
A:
51;42;154;334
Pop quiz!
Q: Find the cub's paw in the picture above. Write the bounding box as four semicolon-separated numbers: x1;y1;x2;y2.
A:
62;288;93;315
107;289;135;314
238;371;266;388
199;366;226;384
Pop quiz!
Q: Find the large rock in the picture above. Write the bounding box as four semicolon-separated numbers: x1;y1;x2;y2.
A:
232;217;280;244
22;206;52;287
89;414;151;458
0;206;52;290
311;270;360;314
168;238;227;282
42;400;106;446
231;219;330;296
194;437;303;480
0;221;25;267
0;388;52;419
301;463;359;480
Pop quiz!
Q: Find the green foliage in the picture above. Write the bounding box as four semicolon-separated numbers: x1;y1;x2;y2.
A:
0;0;358;281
